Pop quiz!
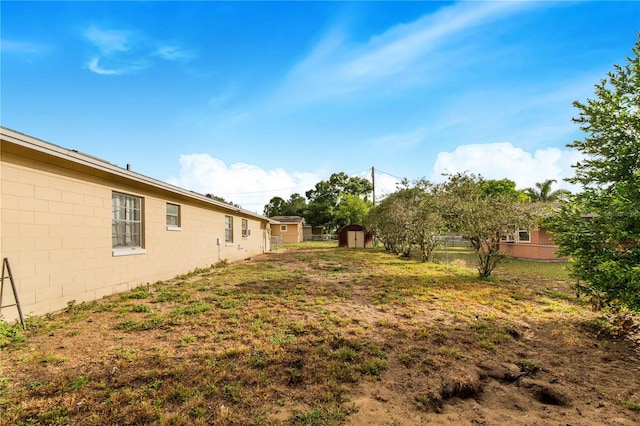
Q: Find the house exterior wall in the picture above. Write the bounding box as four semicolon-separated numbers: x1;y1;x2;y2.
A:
270;223;303;243
498;227;563;260
1;132;270;321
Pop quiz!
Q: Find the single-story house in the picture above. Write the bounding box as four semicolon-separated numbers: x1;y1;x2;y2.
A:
269;216;305;243
338;224;374;248
1;127;273;322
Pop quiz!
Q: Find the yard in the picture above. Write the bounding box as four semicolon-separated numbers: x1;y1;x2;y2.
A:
1;241;639;425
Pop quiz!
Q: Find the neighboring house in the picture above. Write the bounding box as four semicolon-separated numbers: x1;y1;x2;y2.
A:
270;216;305;243
303;225;313;241
338;224;373;248
1;127;273;321
498;226;563;260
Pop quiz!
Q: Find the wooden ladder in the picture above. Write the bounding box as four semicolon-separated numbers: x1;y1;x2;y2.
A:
1;258;26;330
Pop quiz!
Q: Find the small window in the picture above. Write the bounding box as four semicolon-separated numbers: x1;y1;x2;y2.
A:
225;215;234;243
501;233;516;243
517;229;531;243
166;203;181;230
242;218;249;238
112;192;145;255
280;225;287;232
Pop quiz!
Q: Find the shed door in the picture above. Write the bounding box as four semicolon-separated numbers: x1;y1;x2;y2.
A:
348;231;365;248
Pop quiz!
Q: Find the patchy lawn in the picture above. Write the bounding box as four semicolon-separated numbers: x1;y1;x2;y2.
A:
1;242;639;425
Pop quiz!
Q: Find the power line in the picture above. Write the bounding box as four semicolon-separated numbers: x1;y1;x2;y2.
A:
375;168;404;182
217;183;314;196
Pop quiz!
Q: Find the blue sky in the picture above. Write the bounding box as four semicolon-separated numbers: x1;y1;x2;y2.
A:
2;1;639;212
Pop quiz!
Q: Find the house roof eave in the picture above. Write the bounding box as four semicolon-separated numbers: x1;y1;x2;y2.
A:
1;126;270;222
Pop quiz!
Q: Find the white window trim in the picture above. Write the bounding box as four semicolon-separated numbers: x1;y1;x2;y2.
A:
517;229;531;243
166;203;181;228
242;219;249;238
112;247;147;257
112;191;144;251
225;215;234;244
280;225;287;232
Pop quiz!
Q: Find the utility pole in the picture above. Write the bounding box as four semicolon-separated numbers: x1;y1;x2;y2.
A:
371;166;376;206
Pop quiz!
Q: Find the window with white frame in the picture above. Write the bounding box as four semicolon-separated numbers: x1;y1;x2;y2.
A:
280;225;287;232
517;229;531;243
166;203;181;229
501;226;530;243
225;215;234;243
500;232;516;243
112;192;143;251
242;218;249;238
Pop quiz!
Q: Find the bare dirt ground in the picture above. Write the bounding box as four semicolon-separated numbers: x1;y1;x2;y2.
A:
1;244;639;425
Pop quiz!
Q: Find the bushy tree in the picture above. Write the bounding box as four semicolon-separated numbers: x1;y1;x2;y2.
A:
481;178;529;202
365;181;445;261
440;173;535;277
263;196;286;217
365;192;411;256
285;193;308;217
545;36;640;311
334;193;372;230
306;172;373;231
263;193;307;217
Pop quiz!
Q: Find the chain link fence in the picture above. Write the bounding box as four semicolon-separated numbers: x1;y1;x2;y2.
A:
432;236;571;283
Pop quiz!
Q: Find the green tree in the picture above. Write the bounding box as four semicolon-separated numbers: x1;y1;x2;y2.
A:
545;36;640;311
365;190;413;257
283;193;308;217
524;179;571;202
263;196;286;217
334;193;372;230
263;193;308;217
305;172;373;231
440;173;534;277
481;178;529;202
365;180;445;261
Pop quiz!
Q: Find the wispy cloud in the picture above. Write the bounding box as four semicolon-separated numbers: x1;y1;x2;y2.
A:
82;25;193;75
156;45;192;60
276;1;535;105
87;58;118;75
83;26;130;54
1;39;49;55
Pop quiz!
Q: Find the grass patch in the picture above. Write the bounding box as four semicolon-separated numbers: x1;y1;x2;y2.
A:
1;242;633;425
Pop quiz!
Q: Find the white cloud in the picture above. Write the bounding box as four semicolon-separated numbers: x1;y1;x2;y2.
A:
87;58;118;75
167;154;402;213
430;142;583;191
156;45;192;60
167;154;320;213
277;1;534;105
82;25;192;75
83;26;131;54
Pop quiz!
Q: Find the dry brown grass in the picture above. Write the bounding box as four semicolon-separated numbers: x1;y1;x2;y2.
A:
1;242;638;425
